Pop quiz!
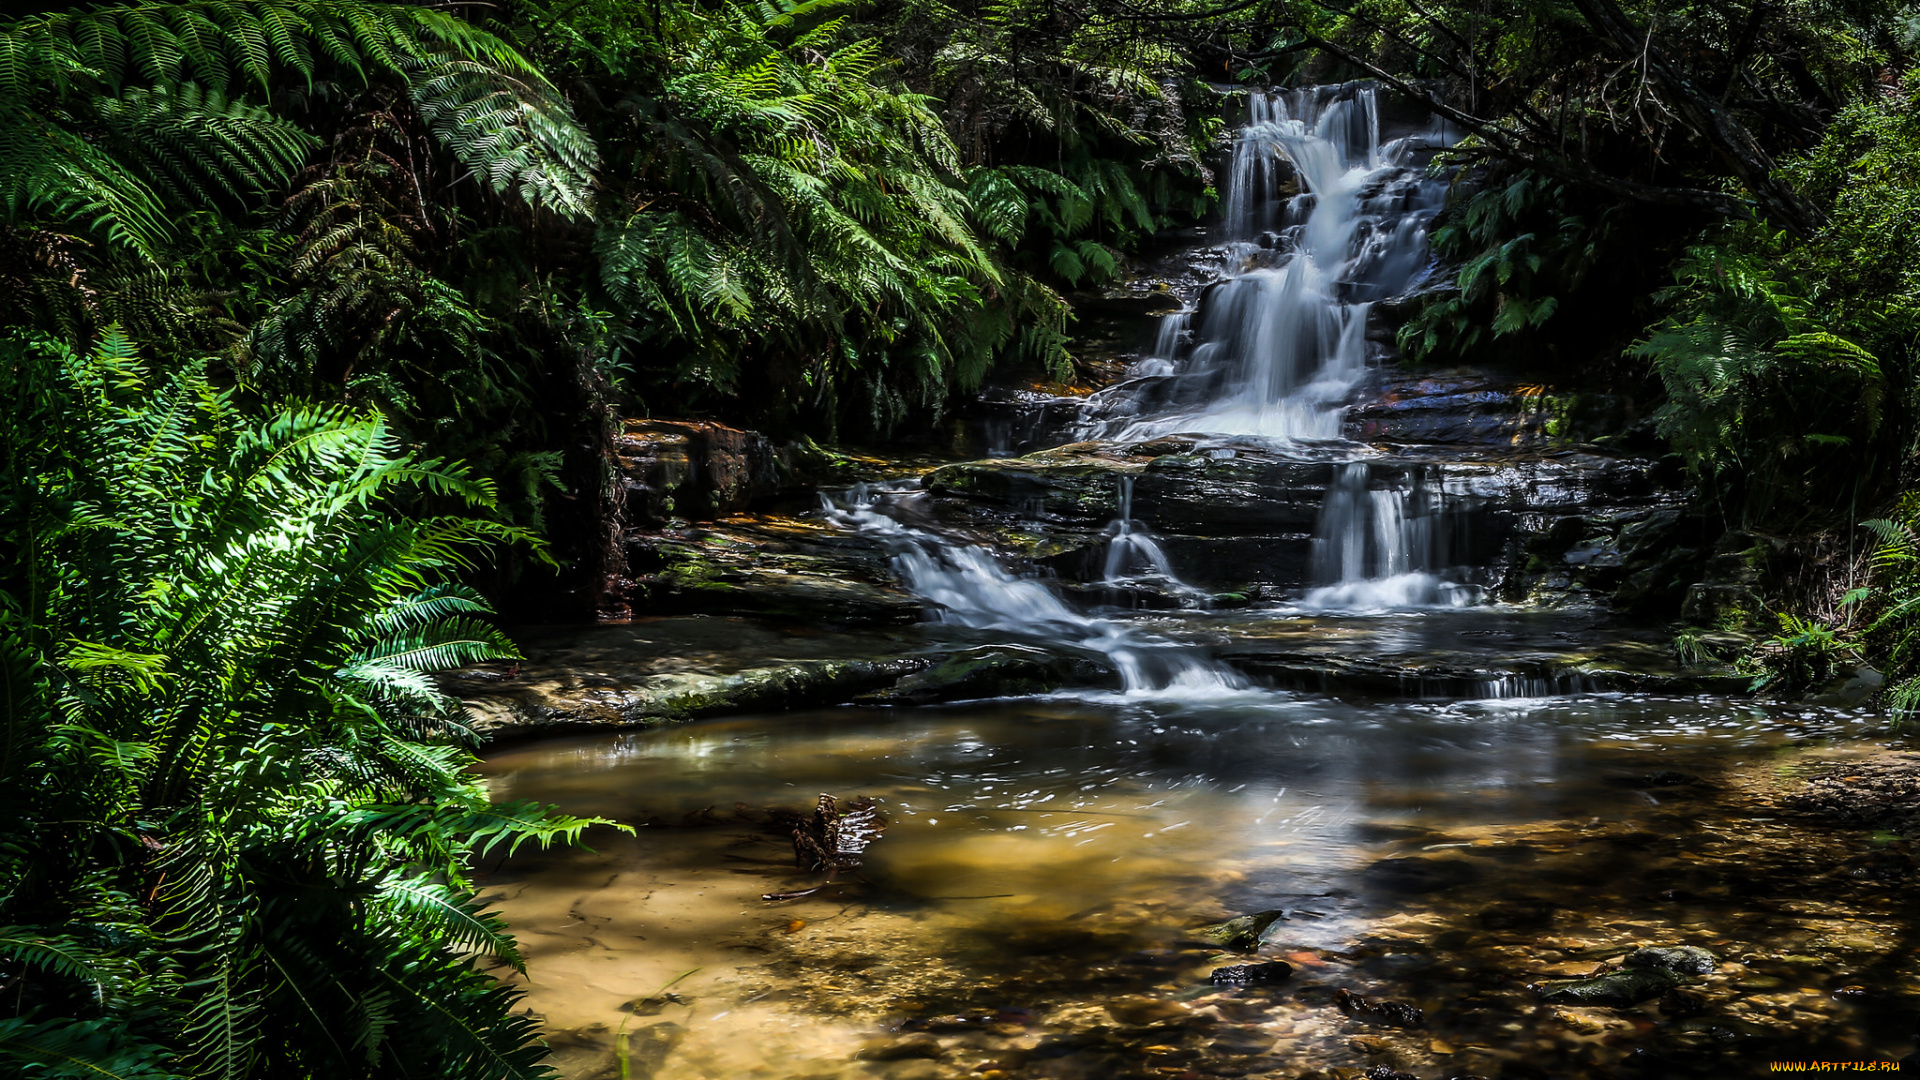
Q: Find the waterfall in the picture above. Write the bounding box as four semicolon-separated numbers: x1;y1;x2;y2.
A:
1082;84;1450;444
1064;83;1478;610
822;485;1246;696
1298;463;1474;611
1099;476;1199;599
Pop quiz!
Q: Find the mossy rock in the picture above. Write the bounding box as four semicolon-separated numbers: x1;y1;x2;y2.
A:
1191;910;1288;951
1537;967;1684;1007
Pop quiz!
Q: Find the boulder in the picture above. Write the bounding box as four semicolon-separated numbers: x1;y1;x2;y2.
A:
614;419;786;526
611;515;922;625
1625;945;1718;976
1209;962;1294;986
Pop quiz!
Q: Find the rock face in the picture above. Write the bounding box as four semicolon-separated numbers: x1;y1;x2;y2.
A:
602;420;913;622
568;368;1734;710
613;419;791;527
1360;856;1482;895
610;515;921;625
449;619;933;740
858;645;1115;704
1341;370;1634;450
452;620;1132;740
917;434;1678;598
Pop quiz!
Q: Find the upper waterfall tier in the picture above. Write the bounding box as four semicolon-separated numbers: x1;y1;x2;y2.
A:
1080;84;1452;443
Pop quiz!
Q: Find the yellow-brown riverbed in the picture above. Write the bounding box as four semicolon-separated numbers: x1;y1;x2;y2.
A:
477;692;1917;1079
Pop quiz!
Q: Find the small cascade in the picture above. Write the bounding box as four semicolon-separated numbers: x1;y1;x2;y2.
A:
822;485;1246;696
1080;84;1451;443
1099;476;1200;601
1299;463;1474;611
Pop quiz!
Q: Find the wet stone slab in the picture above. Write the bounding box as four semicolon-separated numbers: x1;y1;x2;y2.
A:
916;437;1679;597
451;607;1750;740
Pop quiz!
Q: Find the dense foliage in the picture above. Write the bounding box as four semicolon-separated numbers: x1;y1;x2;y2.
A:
0;330;613;1077
0;1;1229;1073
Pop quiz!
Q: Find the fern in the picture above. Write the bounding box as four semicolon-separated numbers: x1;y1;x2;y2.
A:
1630;240;1888;529
1;0;597;256
0;1017;177;1080
0;332;622;1077
372;873;526;972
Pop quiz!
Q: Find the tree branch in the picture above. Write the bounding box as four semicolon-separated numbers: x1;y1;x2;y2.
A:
1302;32;1757;220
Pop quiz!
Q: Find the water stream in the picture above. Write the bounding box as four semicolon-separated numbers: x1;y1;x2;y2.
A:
1300;463;1475;613
473;83;1919;1079
1100;477;1201;600
479;698;1912;1079
822;485;1244;698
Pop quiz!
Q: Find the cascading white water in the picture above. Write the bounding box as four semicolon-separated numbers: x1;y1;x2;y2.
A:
1083;84;1450;443
1071;83;1477;609
1298;463;1473;611
1099;476;1199;598
822;485;1245;696
832;86;1472;639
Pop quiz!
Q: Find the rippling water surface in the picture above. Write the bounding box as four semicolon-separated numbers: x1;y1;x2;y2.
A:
478;691;1916;1079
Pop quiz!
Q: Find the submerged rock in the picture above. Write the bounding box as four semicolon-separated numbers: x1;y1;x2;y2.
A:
1786;752;1920;836
1105;997;1192;1025
1335;988;1426;1029
856;1033;943;1061
1192;910;1288;951
1608;769;1699;788
1537;967;1683;1007
1209;962;1294;986
616;1022;684;1080
1477;901;1556;930
1661;987;1710;1018
1625;945;1718;975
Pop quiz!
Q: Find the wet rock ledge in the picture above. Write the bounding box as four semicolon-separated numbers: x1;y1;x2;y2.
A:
448;619;1119;741
452;611;1744;742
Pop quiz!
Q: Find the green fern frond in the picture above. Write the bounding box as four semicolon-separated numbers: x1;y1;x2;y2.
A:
371;874;525;972
0;1016;178;1080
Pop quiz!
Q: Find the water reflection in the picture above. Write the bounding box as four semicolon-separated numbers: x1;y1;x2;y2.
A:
479;694;1911;1078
